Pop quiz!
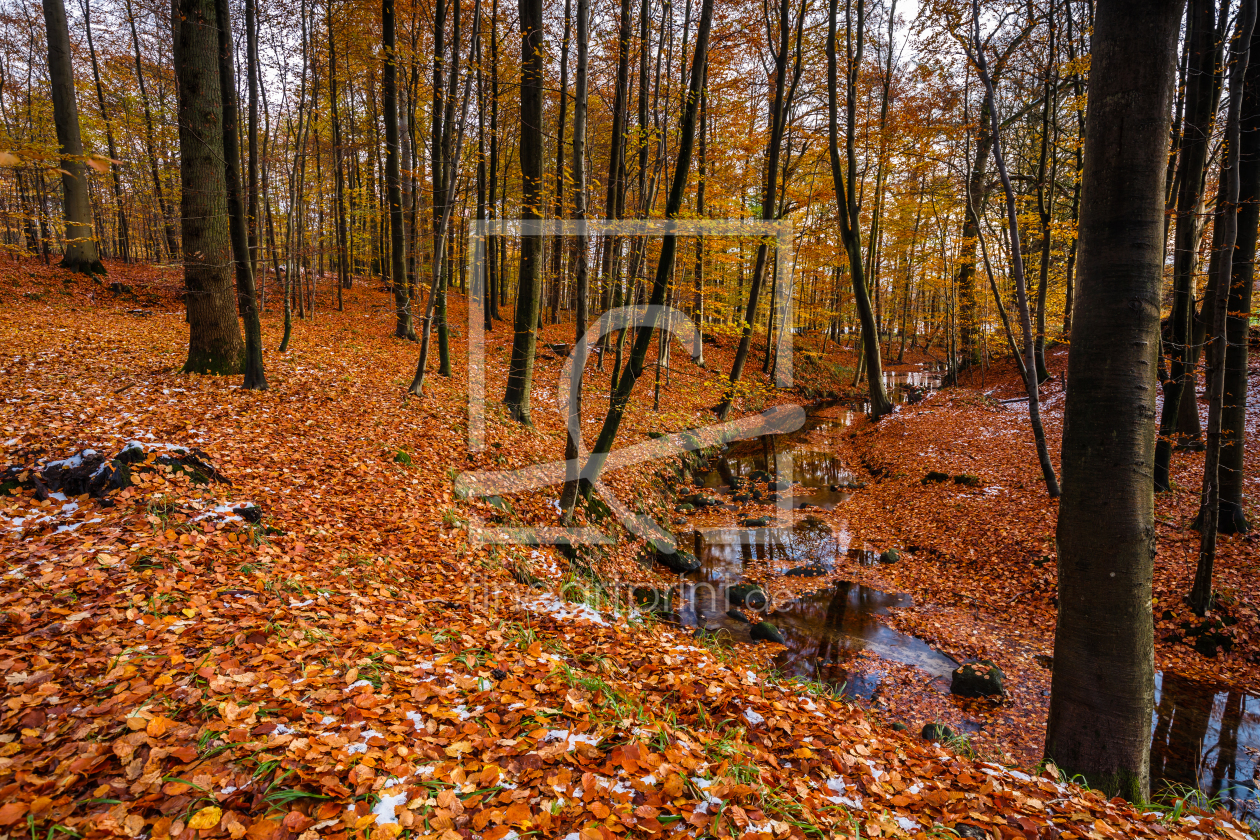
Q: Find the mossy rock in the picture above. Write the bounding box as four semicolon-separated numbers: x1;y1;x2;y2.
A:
741;516;771;528
632;587;672;612
750;621;785;645
953;474;981;487
921;723;955;742
950;660;1004;698
922;471;950;484
728;583;767;609
878;548;900;565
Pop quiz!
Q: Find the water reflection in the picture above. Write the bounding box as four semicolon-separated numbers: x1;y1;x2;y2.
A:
1150;673;1258;823
769;582;958;698
670;525;956;699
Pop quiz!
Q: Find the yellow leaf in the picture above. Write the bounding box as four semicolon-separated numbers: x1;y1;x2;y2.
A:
183;608;197;618
188;806;222;831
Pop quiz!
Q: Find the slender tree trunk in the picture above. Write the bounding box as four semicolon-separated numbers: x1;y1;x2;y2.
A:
1192;0;1256;616
550;0;572;324
328;0;349;306
1044;0;1184;802
1220;23;1260;535
578;0;713;499
216;0;266;389
82;0;129;263
503;0;546;422
383;0;412;340
719;0;804;418
827;0;892;419
1155;0;1223;491
971;0;1059;497
560;0;591;517
246;0;259;278
175;0;243;373
126;0;179;261
42;0;105;275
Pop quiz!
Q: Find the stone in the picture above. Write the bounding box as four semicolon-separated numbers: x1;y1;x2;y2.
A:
920;723;954;742
890;722;907;731
750;621;785;644
878;548;900;565
727;583;767;610
921;471;950;484
950;660;1005;698
952;825;989;839
659;549;702;574
726;609;750;623
769;480;791;491
742;516;771;528
785;565;826;577
953;473;981;487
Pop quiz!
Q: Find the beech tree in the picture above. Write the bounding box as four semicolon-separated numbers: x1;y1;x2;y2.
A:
1044;0;1185;801
175;0;243;374
41;0;104;276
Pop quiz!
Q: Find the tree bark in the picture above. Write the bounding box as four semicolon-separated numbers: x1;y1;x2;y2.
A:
1220;22;1260;534
216;0;266;389
827;0;892;419
560;0;591;517
1155;0;1223;491
503;0;545;423
82;0;129;263
42;0;105;275
1192;0;1256;615
1044;0;1184;802
175;0;244;374
383;0;413;340
578;0;713;499
126;0;179;261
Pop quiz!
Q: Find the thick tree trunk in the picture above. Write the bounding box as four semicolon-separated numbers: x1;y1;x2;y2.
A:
216;0;266;389
1044;0;1184;802
175;0;244;374
503;0;545;423
1220;23;1260;534
42;0;105;275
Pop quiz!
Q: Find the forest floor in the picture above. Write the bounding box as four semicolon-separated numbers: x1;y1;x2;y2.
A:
0;255;1256;840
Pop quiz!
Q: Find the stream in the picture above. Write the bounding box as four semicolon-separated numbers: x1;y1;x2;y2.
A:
660;367;1259;819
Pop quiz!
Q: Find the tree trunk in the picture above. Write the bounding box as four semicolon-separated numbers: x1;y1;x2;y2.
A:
1220;22;1260;535
719;0;804;419
827;0;892;419
328;0;349;305
126;0;179;261
216;0;266;389
1044;0;1184;802
1155;0;1223;491
971;0;1059;498
175;0;244;374
503;0;545;423
383;0;413;340
560;0;591;517
42;0;105;275
82;0;129;263
578;0;713;499
1192;0;1256;616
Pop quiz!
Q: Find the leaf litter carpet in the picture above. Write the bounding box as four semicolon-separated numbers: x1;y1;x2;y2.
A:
0;259;1252;840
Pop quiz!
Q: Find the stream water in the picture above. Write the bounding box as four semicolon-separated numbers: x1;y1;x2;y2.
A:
663;366;1258;818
